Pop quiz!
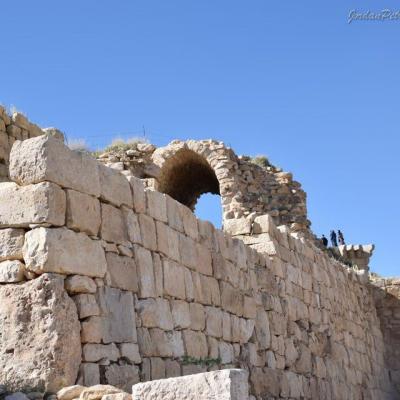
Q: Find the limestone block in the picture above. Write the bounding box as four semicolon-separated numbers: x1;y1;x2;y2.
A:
163;259;186;300
127;176;146;213
118;343;141;364
104;365;140;392
132;369;249;400
165;359;181;378
73;294;100;319
66;189;101;236
23;227;107;278
79;385;122;400
153;253;164;297
166;196;184;233
224;218;252;236
139;214;157;251
171;300;191;329
0;228;25;261
243;296;257;319
82;343;119;362
57;385;86;400
65;275;97;294
222;311;232;341
102;393;131;400
0;182;66;228
255;309;270;350
196;244;213;276
151;357;166;380
146;190;167;222
0;132;9;162
239;318;255;344
100;203;129;246
0;274;81;392
221;281;243;316
189;302;206;331
136;298;173;331
134;245;156;298
156;221;180;262
179;234;198;270
0;260;25;283
99;164;132;207
9;135;101;197
252;214;278;237
81;316;104;343
180;205;198;241
106;252;138;292
206;306;223;338
97;286;137;343
78;364;100;387
182;330;208;359
122;207;142;244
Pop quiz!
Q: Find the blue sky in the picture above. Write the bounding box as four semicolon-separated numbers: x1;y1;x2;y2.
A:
1;1;399;276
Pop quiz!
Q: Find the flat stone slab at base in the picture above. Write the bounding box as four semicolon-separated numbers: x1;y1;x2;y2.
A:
132;369;249;400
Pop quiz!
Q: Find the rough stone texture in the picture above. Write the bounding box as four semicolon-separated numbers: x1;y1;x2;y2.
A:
0;182;66;228
0;260;25;282
0;274;81;392
23;228;107;277
106;252;138;292
66;190;101;236
0;228;25;261
9;135;101;197
132;369;249;400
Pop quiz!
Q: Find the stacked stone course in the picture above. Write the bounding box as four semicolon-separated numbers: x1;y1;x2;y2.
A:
0;111;399;399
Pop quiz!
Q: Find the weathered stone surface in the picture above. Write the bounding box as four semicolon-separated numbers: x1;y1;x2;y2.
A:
127;176;146;213
97;286;137;343
57;385;85;400
0;260;25;283
182;330;208;358
0;274;81;392
78;364;100;387
136;298;173;330
106;252;138;292
73;294;100;318
131;369;249;400
23;227;107;277
0;182;66;228
9;135;101;197
100;203;129;246
146;190;167;222
80;385;122;400
122;207;141;244
104;365;140;392
65;275;97;294
134;245;156;298
102;393;131;400
66;189;101;236
0;228;25;261
99;164;132;207
163;259;186;300
82;343;119;362
118;343;141;364
138;214;157;251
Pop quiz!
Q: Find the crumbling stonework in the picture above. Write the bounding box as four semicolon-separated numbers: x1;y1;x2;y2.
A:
0;110;399;400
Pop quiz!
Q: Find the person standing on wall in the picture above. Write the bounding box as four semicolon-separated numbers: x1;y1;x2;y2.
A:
321;235;328;247
330;230;338;247
338;230;345;245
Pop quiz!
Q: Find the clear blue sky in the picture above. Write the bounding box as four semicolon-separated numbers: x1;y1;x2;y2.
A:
1;1;399;276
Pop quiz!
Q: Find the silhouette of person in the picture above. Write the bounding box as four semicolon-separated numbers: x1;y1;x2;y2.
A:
338;230;345;245
321;235;328;247
330;230;338;247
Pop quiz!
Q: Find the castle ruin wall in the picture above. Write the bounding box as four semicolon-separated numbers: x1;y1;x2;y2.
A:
0;131;399;399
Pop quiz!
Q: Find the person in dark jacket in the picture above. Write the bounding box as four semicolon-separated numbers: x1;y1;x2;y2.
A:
330;230;338;247
321;235;328;247
338;230;345;245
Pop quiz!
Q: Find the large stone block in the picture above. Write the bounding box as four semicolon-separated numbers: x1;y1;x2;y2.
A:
23;227;107;277
100;203;129;246
127;176;146;213
0;228;25;261
66;189;101;236
163;259;186;300
0;260;25;283
99;164;132;207
146;190;167;223
0;274;81;392
134;245;156;298
132;369;249;400
106;252;138;292
97;286;137;343
9;135;101;197
0;182;66;228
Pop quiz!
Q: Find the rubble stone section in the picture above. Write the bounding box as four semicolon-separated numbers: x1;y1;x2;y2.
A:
131;369;249;400
0;132;398;399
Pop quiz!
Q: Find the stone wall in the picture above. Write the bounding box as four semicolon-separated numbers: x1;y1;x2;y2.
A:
0;134;398;399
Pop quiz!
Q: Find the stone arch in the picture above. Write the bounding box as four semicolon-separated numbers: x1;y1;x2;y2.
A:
151;140;242;216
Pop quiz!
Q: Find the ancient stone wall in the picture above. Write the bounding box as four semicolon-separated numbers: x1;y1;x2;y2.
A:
0;133;398;399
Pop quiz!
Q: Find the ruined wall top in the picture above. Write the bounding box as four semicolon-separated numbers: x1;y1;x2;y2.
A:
97;139;310;234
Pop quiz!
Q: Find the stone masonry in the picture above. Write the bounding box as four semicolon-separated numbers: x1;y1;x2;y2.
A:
0;110;399;400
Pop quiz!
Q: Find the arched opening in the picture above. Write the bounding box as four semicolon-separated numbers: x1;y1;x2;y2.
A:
157;149;221;211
